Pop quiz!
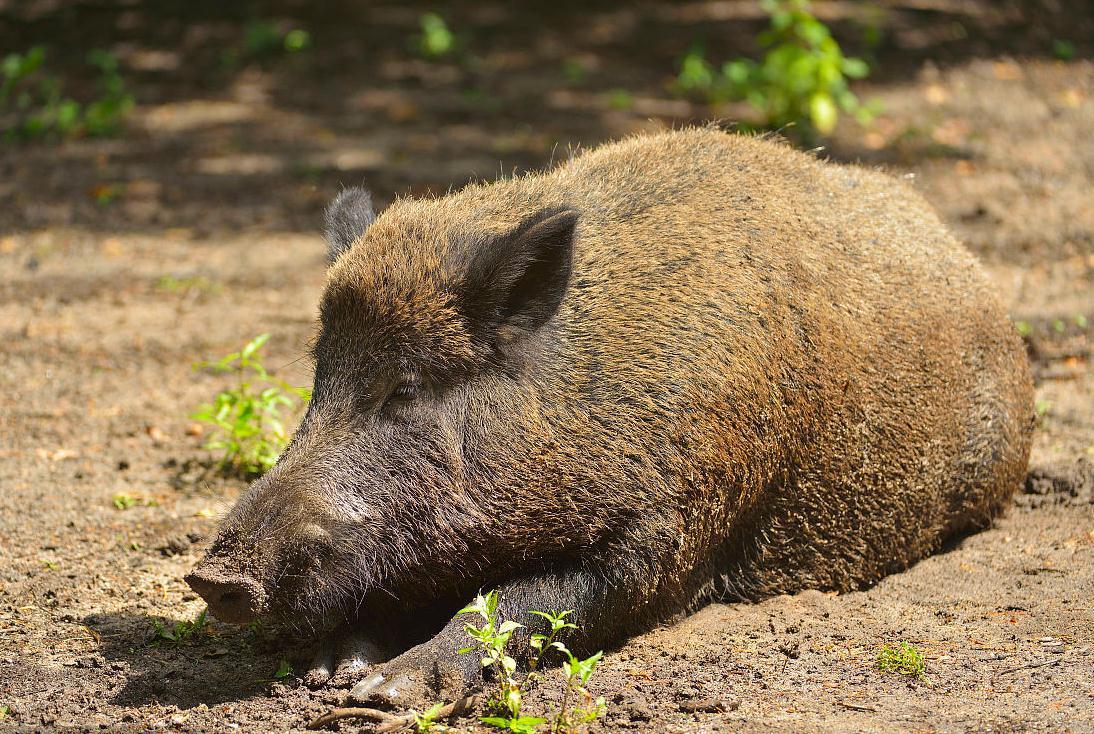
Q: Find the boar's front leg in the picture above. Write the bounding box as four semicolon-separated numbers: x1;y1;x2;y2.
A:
304;626;389;688
349;567;656;707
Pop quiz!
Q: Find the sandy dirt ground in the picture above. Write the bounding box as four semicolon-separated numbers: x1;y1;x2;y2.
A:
0;2;1091;732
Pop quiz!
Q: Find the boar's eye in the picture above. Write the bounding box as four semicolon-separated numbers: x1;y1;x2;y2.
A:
380;379;420;416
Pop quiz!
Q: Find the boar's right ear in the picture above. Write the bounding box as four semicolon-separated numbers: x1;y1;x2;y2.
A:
462;206;579;339
324;187;376;264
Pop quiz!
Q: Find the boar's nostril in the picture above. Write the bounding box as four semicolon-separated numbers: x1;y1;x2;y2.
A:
184;571;266;625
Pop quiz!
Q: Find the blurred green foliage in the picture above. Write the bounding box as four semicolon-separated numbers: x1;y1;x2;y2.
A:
416;12;456;60
675;0;878;140
1;46;133;142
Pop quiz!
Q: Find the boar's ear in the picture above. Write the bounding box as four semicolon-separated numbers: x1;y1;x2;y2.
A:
324;187;376;264
463;206;579;336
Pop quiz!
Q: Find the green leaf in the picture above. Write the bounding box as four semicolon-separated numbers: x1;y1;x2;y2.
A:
241;333;270;360
809;92;838;134
841;57;870;79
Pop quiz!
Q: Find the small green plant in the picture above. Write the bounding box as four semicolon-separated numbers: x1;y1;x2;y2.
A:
416;13;456;60
458;591;607;733
674;0;876;140
1014;320;1033;338
877;641;927;681
42;560;59;571
1;46;133;142
1052;39;1075;61
0;705;9;720
112;493;138;510
244;21;311;58
191;334;310;477
149;609;207;648
606;89;633;111
273;659;293;679
412;702;450;733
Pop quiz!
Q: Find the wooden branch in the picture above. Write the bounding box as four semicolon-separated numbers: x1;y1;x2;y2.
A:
307;695;479;731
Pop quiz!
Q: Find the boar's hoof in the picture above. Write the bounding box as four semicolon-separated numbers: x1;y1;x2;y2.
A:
348;639;479;707
305;630;389;688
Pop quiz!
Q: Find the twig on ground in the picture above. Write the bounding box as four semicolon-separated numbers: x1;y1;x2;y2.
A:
994;659;1061;677
837;701;878;712
307;695;478;731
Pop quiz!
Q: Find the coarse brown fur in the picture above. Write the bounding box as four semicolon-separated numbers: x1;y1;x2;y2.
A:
187;127;1034;701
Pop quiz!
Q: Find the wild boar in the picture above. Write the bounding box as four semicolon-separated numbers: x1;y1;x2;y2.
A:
186;128;1034;704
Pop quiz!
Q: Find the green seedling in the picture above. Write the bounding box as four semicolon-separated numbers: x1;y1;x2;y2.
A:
273;659;292;679
149;609;207;648
877;641;928;681
606;89;633;110
412;702;450;733
42;560;59;571
416;13;455;59
191;334;310;477
1052;39;1075;61
1014;320;1032;338
244;21;311;57
458;591;606;733
1075;314;1088;329
674;0;877;140
1;46;132;142
113;493;138;510
0;705;9;720
562;58;589;85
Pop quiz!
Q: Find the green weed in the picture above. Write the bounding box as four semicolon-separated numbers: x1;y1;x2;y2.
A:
149;609;207;648
112;493;155;510
416;13;456;60
674;0;877;140
458;591;607;733
191;334;310;477
273;659;293;679
42;560;59;571
877;641;927;681
412;702;450;733
1;46;133;142
0;705;9;720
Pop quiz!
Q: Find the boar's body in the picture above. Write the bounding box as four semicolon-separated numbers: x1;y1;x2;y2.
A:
187;128;1033;702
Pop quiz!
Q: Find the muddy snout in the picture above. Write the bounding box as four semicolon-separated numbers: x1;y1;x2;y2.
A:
185;568;268;624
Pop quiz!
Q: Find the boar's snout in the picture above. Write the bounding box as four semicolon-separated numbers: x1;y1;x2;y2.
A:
185;568;267;624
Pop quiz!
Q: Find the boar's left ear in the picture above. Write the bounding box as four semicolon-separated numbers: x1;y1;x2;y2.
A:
324;187;376;264
463;206;579;337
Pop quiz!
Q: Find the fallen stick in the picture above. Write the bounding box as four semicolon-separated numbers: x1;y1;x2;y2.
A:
994;659;1061;677
837;701;878;712
307;695;478;731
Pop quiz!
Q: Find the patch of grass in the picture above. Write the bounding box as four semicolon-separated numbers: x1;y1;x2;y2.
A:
156;274;220;296
458;591;607;733
877;641;927;681
1;46;133;143
562;57;589;85
606;89;633;110
149;609;208;648
673;0;877;141
191;334;310;477
244;20;310;58
112;493;155;510
1052;38;1075;61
